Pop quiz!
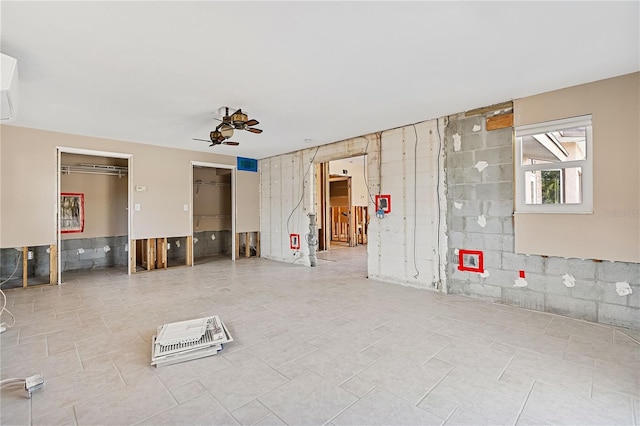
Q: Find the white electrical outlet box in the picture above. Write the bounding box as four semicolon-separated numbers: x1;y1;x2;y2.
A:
135;185;147;192
134;203;141;211
27;251;34;260
183;204;189;211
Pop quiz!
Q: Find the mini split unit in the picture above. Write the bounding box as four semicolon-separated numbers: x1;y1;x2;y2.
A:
1;53;19;121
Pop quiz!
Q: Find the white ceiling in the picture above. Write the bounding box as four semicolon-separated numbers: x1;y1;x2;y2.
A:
2;1;638;159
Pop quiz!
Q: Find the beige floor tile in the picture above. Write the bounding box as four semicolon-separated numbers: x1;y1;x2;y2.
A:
333;387;441;425
521;381;634;425
137;392;238;425
231;399;273;426
199;357;288;411
1;248;637;425
357;352;453;405
258;372;357;426
426;366;530;425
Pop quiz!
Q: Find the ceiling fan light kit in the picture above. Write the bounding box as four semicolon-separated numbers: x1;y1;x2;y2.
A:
193;106;262;148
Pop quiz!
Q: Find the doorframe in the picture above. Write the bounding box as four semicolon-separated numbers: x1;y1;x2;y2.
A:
56;147;133;283
190;161;237;263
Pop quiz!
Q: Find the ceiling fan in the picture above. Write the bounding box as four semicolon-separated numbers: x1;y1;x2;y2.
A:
193;107;262;147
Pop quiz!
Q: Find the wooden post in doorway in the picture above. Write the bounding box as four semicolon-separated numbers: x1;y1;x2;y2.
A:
49;244;57;284
22;246;28;288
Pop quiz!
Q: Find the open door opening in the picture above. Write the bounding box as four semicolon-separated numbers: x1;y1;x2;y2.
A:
192;163;236;265
57;149;131;284
316;155;369;256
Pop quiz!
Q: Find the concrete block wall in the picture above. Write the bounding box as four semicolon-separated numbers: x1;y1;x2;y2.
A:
445;111;640;330
0;245;51;280
60;236;128;272
192;230;231;258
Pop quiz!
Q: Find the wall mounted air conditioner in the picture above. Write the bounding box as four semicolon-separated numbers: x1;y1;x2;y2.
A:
1;53;19;121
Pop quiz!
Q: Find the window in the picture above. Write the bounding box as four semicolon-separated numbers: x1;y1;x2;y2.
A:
515;115;592;213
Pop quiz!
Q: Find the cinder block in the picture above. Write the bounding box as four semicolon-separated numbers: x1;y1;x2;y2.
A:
450;216;465;232
448;231;465;248
450;167;482;185
599;280;632;306
483;268;518;288
544;257;569;275
482;250;502;269
447;279;470;296
450;200;483;217
502;235;514;252
458;116;484;135
474;146;513;165
486;127;513;148
465;216;503;234
449;151;475;169
476;182;513;200
448;184;477;201
451;267;482;283
544;274;573;297
458;133;484;151
597;261;640;283
91;237;109;249
62;239;85;250
496;217;510;237
597;303;640;329
502;287;545;311
468;282;501;300
501;252;544;273
481;165;513;184
544;294;597;322
567;279;601;301
566;259;597;280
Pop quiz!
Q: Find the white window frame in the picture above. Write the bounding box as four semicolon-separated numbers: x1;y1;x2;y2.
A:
515;115;593;214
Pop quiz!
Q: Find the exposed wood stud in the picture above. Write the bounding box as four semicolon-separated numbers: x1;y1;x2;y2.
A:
486;113;514;131
22;246;28;288
245;233;250;257
49;244;57;284
465;101;513;117
186;235;193;266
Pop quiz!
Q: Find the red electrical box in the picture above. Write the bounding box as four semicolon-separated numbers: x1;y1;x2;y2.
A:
290;234;300;250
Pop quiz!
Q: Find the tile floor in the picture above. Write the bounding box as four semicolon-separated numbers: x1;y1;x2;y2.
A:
1;245;639;425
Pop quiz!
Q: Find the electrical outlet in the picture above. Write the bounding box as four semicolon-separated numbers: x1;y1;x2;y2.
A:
27;251;34;260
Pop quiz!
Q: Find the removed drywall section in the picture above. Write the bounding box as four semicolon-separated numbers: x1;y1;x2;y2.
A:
444;105;640;330
0;245;52;288
59;236;128;272
259;119;447;290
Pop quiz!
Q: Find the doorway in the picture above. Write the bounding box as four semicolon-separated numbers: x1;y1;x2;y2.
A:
191;162;236;264
316;155;369;252
57;148;131;284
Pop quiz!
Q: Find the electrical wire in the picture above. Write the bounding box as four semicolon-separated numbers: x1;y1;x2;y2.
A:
361;137;377;207
435;118;443;287
412;125;420;279
286;145;320;241
0;251;21;330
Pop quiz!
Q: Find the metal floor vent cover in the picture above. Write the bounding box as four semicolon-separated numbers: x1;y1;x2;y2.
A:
151;315;233;367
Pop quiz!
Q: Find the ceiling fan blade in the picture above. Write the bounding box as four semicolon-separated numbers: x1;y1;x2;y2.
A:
246;127;263;134
193;138;211;143
245;119;259;126
223;141;240;146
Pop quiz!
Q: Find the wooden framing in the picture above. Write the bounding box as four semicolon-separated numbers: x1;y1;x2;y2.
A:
486;113;514;131
235;232;260;258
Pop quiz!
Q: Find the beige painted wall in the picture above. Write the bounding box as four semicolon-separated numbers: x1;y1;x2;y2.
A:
329;157;368;207
236;171;260;232
0;125;258;247
60;153;128;239
514;72;639;262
